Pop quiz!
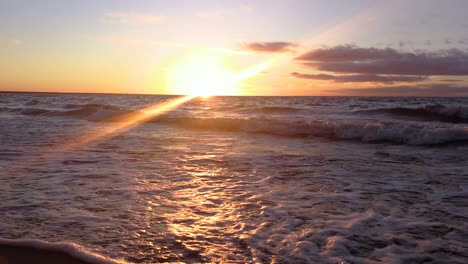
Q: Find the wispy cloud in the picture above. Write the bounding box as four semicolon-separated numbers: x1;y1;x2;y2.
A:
6;37;23;46
196;3;254;19
291;72;427;84
101;12;163;25
91;35;148;45
88;35;245;55
240;3;254;12
242;42;296;53
195;10;225;19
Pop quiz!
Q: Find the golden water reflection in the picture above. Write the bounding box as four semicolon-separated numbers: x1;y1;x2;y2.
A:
156;149;256;262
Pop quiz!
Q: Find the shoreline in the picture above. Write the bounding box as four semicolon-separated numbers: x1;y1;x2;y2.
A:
0;245;93;264
0;238;124;264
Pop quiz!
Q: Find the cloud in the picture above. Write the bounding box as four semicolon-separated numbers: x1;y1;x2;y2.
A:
296;45;400;62
6;37;23;46
291;72;427;84
240;3;254;12
329;84;468;96
459;38;468;45
195;10;225;19
439;79;462;82
243;42;296;53
102;12;163;25
295;45;468;76
91;35;147;45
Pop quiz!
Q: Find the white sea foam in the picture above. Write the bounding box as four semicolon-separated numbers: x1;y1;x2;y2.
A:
2;98;468;145
172;116;468;145
1;93;468;263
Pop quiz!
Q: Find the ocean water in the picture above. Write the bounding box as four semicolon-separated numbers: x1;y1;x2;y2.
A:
0;92;467;263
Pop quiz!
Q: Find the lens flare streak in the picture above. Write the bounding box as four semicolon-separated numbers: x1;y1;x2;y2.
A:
15;57;277;165
16;95;196;166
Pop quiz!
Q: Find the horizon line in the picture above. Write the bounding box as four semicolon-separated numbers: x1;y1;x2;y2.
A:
1;90;466;98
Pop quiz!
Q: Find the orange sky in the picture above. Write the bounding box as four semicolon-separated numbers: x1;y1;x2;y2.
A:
1;0;468;96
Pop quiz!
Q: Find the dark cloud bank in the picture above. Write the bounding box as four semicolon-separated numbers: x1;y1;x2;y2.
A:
243;42;296;53
291;45;468;95
294;45;468;76
291;72;427;84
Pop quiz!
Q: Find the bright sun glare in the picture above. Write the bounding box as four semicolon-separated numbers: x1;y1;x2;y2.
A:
167;54;239;96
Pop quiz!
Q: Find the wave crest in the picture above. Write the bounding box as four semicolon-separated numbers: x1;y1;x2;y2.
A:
167;117;468;145
356;105;468;123
3;103;467;145
1;104;135;121
251;106;303;113
0;238;126;264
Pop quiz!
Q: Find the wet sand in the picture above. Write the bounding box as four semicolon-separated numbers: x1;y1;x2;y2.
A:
0;245;92;264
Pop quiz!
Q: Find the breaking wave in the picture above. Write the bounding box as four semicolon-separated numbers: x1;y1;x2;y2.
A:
2;103;468;145
356;104;468;123
166;117;468;145
243;106;303;113
1;103;136;121
0;238;126;264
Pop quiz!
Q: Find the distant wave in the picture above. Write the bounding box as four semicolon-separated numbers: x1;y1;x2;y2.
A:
58;104;135;121
248;106;303;113
25;99;40;105
2;104;467;145
0;104;136;121
355;105;468;123
63;103;121;110
0;238;125;264
165;116;468;145
0;107;51;116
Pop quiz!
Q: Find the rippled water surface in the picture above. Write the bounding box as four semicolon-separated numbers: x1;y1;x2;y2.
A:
1;93;468;263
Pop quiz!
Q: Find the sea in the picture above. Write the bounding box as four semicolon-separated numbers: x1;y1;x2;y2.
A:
0;92;467;263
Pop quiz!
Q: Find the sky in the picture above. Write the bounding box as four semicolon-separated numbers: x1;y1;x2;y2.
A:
1;0;468;96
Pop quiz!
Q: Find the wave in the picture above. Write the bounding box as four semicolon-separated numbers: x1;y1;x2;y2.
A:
57;105;135;121
63;103;121;110
249;106;303;113
212;105;303;114
165;116;468;145
25;99;40;105
0;238;126;264
0;107;52;116
356;105;468;123
0;104;136;121
3;104;467;145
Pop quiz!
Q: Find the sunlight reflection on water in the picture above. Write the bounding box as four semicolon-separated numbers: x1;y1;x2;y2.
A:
1;94;468;263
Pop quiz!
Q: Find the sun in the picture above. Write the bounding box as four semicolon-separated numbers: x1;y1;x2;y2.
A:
166;54;238;96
